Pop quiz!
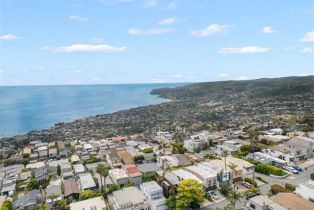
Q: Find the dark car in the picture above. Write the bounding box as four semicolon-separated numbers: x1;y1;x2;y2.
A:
292;165;303;172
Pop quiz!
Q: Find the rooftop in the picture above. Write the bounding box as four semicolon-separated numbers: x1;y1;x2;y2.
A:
78;173;96;189
273;192;313;210
111;186;147;206
109;168;129;179
70;196;106;210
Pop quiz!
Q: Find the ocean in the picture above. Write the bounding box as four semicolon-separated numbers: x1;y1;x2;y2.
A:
0;83;180;138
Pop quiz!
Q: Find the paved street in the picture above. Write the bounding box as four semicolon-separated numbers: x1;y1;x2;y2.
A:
203;162;314;210
258;164;314;195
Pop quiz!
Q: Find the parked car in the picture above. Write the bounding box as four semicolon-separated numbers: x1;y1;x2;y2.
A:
241;181;252;188
291;165;302;172
288;166;298;174
207;191;219;200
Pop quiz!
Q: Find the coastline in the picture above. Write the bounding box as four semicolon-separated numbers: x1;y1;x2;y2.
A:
0;84;178;139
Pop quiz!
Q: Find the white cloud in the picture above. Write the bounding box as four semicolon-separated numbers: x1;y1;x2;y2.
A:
300;31;314;42
218;46;270;54
165;1;178;10
261;26;274;33
128;28;173;35
158;17;179;25
69;15;89;22
299;73;309;76
235;76;249;80
144;0;158;8
218;73;230;77
0;34;20;40
44;44;128;53
301;47;314;54
190;24;233;37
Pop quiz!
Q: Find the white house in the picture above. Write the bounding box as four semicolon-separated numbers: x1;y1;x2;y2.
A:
140;181;168;210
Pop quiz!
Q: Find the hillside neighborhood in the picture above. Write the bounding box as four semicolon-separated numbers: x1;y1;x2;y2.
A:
1;125;314;210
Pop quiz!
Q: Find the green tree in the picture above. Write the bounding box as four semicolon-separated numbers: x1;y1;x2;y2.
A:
107;184;119;194
226;189;242;210
228;163;237;183
57;164;61;177
0;200;11;210
96;163;110;193
166;195;177;210
310;173;314;181
80;190;99;200
175;179;205;210
26;177;37;191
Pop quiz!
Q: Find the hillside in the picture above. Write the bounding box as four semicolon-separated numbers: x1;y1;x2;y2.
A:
1;76;313;148
151;76;314;100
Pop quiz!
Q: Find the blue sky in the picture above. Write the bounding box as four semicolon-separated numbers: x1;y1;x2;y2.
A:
1;0;313;85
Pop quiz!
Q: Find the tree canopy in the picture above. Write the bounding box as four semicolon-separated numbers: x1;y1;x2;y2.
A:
175;179;205;210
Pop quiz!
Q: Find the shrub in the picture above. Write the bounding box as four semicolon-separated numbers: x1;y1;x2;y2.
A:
311;173;314;181
256;176;268;184
143;171;156;182
142;148;153;153
255;163;286;176
271;184;289;194
244;178;257;187
0;200;11;210
134;155;144;164
285;183;296;191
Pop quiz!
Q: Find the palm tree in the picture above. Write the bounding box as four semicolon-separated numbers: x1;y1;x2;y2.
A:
228;163;238;183
227;189;242;210
222;150;228;172
96;164;110;193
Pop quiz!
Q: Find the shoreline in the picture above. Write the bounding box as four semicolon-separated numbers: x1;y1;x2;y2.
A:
0;88;174;140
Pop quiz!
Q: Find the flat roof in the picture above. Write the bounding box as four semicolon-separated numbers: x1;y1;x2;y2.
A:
172;169;204;184
111;187;147;206
109;168;129;179
273;192;313;210
78;173;96;189
70;196;106;210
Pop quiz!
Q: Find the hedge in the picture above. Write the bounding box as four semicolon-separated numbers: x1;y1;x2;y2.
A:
311;173;314;181
271;184;289;194
244;177;257;187
285;183;296;191
247;159;286;176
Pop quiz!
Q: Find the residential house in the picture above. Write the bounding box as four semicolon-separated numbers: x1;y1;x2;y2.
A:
185;164;217;190
184;136;207;153
107;148;123;168
140;181;168;210
49;148;58;160
78;173;97;192
295;180;314;201
123;164;142;186
85;162;109;174
109;169;129;187
11;189;42;210
108;186;149;210
70;196;106;210
64;178;80;202
73;164;85;175
273;192;314;210
138;163;161;173
171;154;192;166
247;195;287;210
157;156;179;168
46;181;63;208
157;171;180;197
117;150;134;165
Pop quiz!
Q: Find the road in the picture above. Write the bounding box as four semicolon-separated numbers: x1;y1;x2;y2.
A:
258;164;314;195
203;164;314;210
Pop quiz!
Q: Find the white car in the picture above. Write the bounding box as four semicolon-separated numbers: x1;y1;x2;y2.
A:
207;191;219;200
241;181;252;188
